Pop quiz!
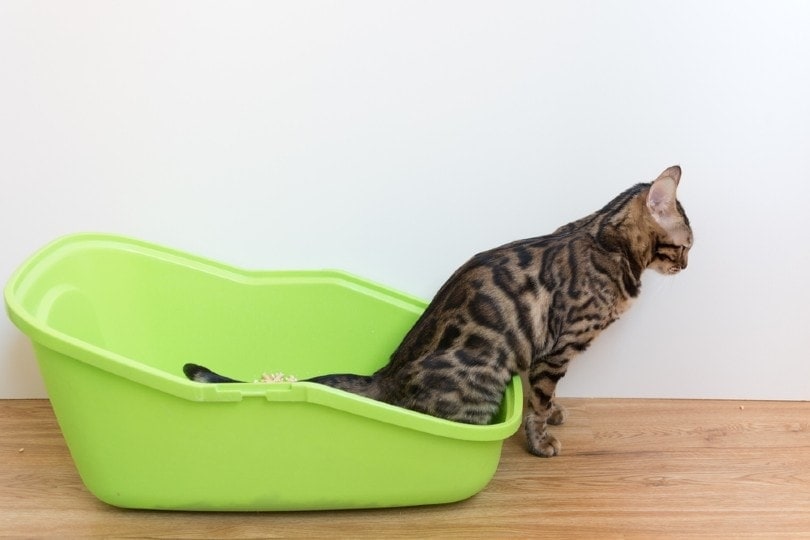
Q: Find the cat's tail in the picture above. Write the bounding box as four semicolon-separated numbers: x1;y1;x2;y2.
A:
306;373;379;398
182;363;379;399
183;363;242;383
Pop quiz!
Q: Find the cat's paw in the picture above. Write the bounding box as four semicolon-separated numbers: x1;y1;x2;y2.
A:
526;431;561;458
525;411;563;457
547;402;568;426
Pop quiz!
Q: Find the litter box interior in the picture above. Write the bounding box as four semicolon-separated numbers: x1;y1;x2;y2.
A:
16;238;427;384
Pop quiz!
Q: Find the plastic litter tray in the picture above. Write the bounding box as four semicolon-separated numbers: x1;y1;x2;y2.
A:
4;233;522;511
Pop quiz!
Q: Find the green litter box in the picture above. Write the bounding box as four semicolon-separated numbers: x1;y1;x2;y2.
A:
4;233;522;511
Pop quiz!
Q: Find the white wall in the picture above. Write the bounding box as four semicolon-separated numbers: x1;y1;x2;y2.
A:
1;1;809;399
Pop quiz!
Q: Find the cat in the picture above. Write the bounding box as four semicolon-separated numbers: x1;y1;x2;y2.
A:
184;165;692;457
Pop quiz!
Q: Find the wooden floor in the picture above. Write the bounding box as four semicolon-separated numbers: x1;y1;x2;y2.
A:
2;399;809;539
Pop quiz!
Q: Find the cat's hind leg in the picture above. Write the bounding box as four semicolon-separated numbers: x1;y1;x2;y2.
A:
524;355;571;457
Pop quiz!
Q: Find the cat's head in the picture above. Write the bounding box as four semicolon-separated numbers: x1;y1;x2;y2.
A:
645;166;692;275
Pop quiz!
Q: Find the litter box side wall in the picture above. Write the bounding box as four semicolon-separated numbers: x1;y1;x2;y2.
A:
36;342;507;511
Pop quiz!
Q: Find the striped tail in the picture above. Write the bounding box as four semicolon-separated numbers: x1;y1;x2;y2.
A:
183;363;242;383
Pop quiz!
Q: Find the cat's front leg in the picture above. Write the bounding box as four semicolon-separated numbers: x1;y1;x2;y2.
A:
525;398;562;457
525;357;571;457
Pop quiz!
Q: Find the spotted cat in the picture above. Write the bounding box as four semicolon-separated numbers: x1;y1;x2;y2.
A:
185;165;692;457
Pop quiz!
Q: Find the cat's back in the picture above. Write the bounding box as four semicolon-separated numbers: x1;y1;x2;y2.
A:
391;216;633;362
388;231;574;369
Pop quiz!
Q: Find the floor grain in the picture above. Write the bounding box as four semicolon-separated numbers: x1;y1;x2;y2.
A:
1;399;809;538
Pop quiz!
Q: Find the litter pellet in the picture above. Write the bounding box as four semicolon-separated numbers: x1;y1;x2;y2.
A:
255;372;298;383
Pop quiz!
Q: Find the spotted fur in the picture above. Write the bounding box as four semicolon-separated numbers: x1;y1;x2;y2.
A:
184;165;692;457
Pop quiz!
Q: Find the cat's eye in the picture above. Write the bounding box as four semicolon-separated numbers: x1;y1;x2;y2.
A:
656;243;687;256
654;243;685;261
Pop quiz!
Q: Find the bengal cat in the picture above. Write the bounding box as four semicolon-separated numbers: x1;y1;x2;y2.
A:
184;165;692;457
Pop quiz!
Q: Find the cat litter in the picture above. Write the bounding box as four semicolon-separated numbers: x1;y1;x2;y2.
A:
4;233;521;511
255;372;298;383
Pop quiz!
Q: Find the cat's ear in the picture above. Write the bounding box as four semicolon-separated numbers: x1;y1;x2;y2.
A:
647;166;681;224
660;165;681;185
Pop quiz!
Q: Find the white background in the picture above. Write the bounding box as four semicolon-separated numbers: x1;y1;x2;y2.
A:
2;1;809;399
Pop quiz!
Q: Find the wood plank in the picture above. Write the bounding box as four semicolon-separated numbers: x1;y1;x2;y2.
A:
1;399;809;538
